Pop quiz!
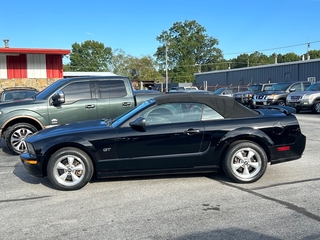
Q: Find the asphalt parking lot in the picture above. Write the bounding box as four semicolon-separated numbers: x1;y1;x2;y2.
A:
0;112;320;240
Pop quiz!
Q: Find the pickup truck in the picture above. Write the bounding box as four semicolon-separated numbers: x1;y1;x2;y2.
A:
0;76;162;155
252;81;311;108
286;82;320;113
233;83;274;108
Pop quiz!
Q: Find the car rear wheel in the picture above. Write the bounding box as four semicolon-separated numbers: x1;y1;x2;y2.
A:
311;101;320;114
5;123;38;155
47;147;94;191
222;141;267;183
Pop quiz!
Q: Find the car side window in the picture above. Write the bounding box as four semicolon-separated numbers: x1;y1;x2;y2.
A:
303;82;311;89
291;83;302;92
61;82;92;104
98;80;127;98
201;105;224;121
141;103;178;125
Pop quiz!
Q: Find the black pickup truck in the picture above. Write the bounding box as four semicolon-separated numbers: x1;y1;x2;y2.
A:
0;76;162;154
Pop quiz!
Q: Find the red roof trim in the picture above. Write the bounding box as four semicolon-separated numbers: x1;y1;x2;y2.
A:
0;47;70;55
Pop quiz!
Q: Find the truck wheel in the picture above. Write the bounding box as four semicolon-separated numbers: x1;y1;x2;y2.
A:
222;141;268;183
311;101;320;114
277;100;286;106
47;147;94;191
5;123;38;155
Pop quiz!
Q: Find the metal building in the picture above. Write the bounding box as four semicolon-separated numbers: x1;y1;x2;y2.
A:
194;58;320;91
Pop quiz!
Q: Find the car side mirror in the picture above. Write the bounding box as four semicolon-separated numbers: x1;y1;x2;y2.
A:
129;117;146;128
51;90;65;106
289;88;296;92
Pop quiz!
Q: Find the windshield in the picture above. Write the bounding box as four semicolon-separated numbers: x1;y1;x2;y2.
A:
306;83;320;91
213;88;225;94
34;78;67;100
269;83;291;91
111;99;156;127
248;85;262;91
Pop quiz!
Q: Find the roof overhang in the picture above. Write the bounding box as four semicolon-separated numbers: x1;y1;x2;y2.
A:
0;47;70;55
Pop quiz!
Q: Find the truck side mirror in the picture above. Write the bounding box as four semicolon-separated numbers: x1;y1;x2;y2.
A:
51;90;65;106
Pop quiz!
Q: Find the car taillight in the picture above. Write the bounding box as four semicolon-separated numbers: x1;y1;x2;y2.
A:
277;146;290;151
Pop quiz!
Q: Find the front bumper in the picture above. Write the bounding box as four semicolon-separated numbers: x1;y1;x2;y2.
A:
20;153;44;178
252;99;276;107
287;100;313;110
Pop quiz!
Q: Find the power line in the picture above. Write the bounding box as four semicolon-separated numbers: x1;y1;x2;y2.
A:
224;40;320;56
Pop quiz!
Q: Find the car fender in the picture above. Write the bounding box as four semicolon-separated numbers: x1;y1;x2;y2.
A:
219;127;274;146
0;110;47;137
40;136;99;175
214;127;274;161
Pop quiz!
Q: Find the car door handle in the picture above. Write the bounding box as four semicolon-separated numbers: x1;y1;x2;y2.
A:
85;104;96;109
184;129;200;135
123;102;132;107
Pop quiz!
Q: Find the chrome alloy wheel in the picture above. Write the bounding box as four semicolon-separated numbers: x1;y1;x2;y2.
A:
53;155;86;187
10;128;34;153
230;148;262;180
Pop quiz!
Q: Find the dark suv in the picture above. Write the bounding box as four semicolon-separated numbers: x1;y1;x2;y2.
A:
234;83;274;107
0;87;38;102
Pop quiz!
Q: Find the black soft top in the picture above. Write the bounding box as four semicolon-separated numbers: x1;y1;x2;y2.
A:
154;93;259;118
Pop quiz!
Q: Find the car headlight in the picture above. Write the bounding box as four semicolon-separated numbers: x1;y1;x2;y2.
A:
26;142;36;156
302;94;314;100
268;94;275;99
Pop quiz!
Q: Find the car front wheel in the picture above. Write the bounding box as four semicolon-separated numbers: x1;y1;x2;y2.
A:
311;101;320;114
222;141;267;183
5;123;38;155
47;147;94;191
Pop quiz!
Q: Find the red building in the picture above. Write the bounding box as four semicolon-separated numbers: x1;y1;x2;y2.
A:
0;39;70;79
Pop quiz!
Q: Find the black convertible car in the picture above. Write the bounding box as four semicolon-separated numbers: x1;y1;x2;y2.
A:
20;93;306;190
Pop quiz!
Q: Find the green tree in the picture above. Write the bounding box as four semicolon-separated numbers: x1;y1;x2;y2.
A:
276;52;300;63
154;20;223;83
307;50;320;59
248;51;271;66
230;53;250;69
110;48;131;76
69;40;112;71
126;56;163;81
111;49;162;81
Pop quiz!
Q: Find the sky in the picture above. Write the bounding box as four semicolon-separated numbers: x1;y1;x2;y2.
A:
2;0;320;63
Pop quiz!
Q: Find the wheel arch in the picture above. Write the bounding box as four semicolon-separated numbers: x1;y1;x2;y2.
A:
216;131;272;166
41;142;98;178
1;117;44;138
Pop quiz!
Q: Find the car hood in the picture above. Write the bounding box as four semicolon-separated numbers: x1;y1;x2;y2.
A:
288;91;318;96
255;90;285;95
28;119;110;142
235;91;256;95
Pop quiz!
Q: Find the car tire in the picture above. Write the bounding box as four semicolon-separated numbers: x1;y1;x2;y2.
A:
222;141;268;183
277;100;286;106
47;147;94;191
5;123;38;155
311;101;320;114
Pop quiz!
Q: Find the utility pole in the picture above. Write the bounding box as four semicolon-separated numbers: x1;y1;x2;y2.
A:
165;42;170;92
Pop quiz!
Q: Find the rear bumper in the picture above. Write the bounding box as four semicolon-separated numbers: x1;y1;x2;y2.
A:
269;133;306;165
